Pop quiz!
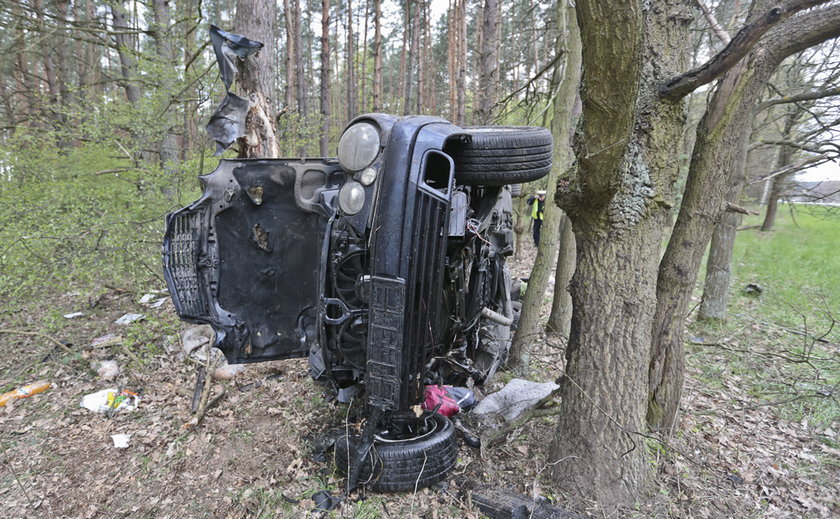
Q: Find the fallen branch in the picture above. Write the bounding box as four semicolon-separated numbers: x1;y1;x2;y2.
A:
0;328;73;355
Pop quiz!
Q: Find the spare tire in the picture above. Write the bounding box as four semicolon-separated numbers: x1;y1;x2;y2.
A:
449;126;553;186
334;412;458;492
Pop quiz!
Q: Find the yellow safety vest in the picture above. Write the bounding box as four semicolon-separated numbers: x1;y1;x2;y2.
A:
531;199;544;220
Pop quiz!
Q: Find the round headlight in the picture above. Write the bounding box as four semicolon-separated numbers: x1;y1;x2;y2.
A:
338;122;380;172
356;167;377;186
338;181;366;215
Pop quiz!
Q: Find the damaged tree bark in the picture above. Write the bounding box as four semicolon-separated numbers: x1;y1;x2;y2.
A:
234;0;279;159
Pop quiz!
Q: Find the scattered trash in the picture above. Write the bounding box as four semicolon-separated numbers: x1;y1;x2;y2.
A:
63;312;84;319
311;490;337;512
743;283;763;296
337;385;357;403
213;364;246;381
91;334;123;348
0;380;51;407
422;385;475;417
115;313;145;325
180;326;214;357
139;294;168;308
94;360;120;381
111;434;131;449
473;378;559;421
80;388;140;413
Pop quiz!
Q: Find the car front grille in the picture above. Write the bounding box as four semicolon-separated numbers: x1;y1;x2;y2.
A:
164;211;210;319
402;190;449;403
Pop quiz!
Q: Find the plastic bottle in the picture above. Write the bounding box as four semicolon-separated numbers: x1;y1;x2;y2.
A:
0;380;52;407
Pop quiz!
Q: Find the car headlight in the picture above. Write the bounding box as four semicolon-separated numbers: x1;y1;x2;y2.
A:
338;122;380;172
356;167;377;186
338;181;366;215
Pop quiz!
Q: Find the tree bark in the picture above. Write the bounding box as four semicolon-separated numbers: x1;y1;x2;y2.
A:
109;1;141;104
648;3;840;434
320;0;331;156
698;132;750;321
550;0;690;508
152;0;179;168
234;0;279;158
547;212;575;337
761;110;800;230
474;0;500;124
373;0;382;111
509;2;580;376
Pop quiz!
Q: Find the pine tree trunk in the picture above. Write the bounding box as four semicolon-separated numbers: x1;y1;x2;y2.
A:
373;0;382;111
234;0;279;159
320;0;331;156
346;0;356;121
110;1;141;104
474;0;499;124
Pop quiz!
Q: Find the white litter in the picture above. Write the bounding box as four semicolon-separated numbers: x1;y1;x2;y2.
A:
80;388;139;414
115;313;145;325
111;434;131;449
63;312;84;319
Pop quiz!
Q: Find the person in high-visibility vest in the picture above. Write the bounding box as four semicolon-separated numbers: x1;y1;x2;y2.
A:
526;190;546;247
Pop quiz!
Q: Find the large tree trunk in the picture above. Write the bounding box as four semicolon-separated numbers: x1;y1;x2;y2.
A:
234;0;279;158
509;3;580;374
647;3;840;434
474;0;499;124
550;0;690;508
320;0;331;156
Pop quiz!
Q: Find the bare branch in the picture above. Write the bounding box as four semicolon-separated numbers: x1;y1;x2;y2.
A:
747;154;830;184
756;85;840;111
660;0;830;100
695;0;731;44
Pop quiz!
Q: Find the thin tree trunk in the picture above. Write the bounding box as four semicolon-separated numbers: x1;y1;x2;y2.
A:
474;0;499;124
320;0;331;156
648;3;840;434
110;1;141;104
698;131;750;321
373;0;382;111
284;0;297;110
360;0;370;112
761;111;799;231
294;0;306;120
403;0;419;115
152;0;179;168
546;212;575;336
509;2;580;376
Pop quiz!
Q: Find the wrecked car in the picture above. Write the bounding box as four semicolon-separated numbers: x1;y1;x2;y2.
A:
163;19;552;497
163;113;551;491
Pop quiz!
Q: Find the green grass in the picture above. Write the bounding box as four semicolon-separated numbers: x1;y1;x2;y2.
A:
688;203;840;428
732;205;840;341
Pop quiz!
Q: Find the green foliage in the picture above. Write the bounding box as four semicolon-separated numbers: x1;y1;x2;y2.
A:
0;130;206;305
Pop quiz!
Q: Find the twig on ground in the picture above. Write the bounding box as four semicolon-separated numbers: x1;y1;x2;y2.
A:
0;329;73;355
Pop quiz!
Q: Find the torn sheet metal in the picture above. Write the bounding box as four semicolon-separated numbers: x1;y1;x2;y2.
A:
209;24;264;92
206;93;250;155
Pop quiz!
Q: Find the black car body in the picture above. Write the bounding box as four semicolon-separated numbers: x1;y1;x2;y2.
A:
164;113;551;491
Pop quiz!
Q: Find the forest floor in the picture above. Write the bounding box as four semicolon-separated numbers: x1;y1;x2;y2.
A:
1;215;838;519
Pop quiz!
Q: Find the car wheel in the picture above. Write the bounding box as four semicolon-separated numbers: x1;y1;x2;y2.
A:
449;126;553;186
334;412;458;492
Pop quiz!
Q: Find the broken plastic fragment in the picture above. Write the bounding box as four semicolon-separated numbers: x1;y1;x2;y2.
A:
207;93;250;155
209;25;264;91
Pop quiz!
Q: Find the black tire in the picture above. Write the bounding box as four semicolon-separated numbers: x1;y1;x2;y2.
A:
450;126;553;186
334;413;458;492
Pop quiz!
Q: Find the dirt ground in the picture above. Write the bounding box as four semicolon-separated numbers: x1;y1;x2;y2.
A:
1;241;837;518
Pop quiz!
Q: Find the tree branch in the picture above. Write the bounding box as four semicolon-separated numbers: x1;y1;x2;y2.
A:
695;0;731;44
660;0;829;100
756;85;840;111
